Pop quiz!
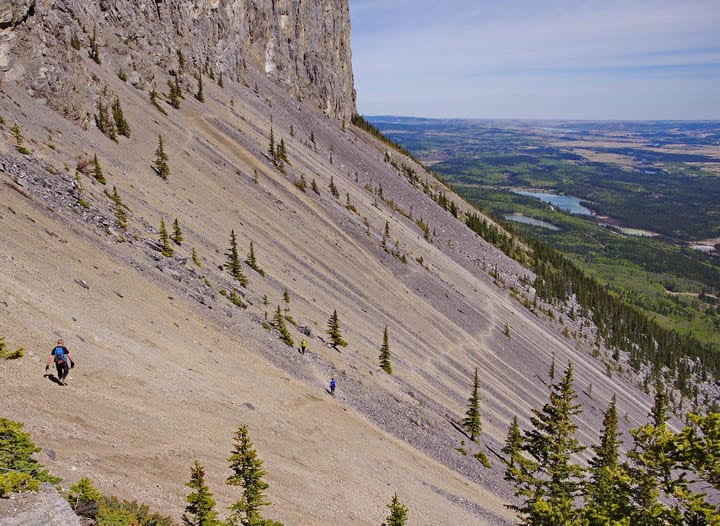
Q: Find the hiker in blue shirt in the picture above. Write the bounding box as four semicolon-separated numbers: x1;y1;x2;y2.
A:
330;378;336;396
45;339;75;386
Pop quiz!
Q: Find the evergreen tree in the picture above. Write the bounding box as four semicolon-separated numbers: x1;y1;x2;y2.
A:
329;176;339;198
195;73;205;103
626;381;679;525
506;363;585;525
171;218;183;245
282;288;290;311
326;310;348;348
184;461;219;526
311;178;320;195
502;415;523;481
159;218;173;257
246;241;265;276
192;247;202;267
111;186;128;230
68;477;102;513
278;139;289;164
154;135;170;180
167;77;181;109
0;417;60;497
583;395;631;525
268;128;276;164
273;305;294;347
112;97;130;138
10;122;26;153
226;425;271;526
96;99;116;140
88;26;100;64
93;154;106;184
225;230;248;286
150;87;168;115
463;368;482;441
379;326;392;374
218;72;224;88
385;493;408;526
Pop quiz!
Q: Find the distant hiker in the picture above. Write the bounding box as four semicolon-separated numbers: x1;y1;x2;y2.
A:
45;339;75;386
330;378;336;396
300;339;308;354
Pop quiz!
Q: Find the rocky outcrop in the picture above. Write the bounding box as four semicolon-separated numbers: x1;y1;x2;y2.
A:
0;0;33;28
2;0;355;120
0;484;81;526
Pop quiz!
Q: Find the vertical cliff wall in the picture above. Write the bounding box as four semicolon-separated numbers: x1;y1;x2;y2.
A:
0;0;356;121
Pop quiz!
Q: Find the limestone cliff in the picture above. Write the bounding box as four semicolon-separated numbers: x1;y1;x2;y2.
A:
0;0;355;120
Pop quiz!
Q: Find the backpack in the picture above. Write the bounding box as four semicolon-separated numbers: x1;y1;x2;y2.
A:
54;347;67;364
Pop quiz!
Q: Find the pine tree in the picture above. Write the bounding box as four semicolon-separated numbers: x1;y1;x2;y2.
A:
326;310;348;347
184;461;219;526
273;305;294;347
159;218;173;257
225;230;248;286
626;381;679;525
329;176;339;198
88;26;101;64
385;493;408;526
192;247;201;267
226;425;271;526
282;288;290;311
583;395;631;525
10;122;26;153
110;186;128;230
246;241;265;276
112;97;130;138
150;87;168;115
506;363;585;525
311;178;320;195
502;415;523;481
268;128;276;164
93;154;106;184
154;135;170;180
463;368;482;441
167;77;181;109
171;218;183;245
0;417;60;497
278;139;289;164
68;477;102;513
96;99;116;141
379;326;392;374
195;73;205;103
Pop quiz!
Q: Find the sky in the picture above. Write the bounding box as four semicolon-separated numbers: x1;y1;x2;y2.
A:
348;0;720;120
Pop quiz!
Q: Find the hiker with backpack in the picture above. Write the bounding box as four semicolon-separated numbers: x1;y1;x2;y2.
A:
45;339;75;385
329;377;336;396
300;339;308;354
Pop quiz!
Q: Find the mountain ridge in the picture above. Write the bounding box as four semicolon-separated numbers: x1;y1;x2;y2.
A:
0;2;707;524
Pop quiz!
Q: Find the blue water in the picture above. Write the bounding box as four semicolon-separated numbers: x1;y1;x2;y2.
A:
513;190;594;216
504;213;560;231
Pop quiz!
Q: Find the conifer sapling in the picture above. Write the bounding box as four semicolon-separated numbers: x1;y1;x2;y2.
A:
462;367;482;441
379;326;392;374
326;310;348;348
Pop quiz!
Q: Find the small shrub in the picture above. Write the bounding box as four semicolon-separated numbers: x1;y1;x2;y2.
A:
474;450;491;468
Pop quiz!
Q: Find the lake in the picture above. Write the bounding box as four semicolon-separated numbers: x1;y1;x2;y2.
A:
513;190;594;216
504;213;560;231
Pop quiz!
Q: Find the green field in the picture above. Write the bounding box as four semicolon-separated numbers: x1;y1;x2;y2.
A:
370;117;720;348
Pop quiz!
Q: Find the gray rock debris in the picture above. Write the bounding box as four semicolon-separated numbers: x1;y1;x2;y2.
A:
0;483;81;526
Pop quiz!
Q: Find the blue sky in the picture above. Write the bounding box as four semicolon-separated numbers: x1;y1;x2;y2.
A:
348;0;720;120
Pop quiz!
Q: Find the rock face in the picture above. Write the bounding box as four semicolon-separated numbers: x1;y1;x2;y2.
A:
0;484;81;526
1;0;355;120
0;0;33;28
